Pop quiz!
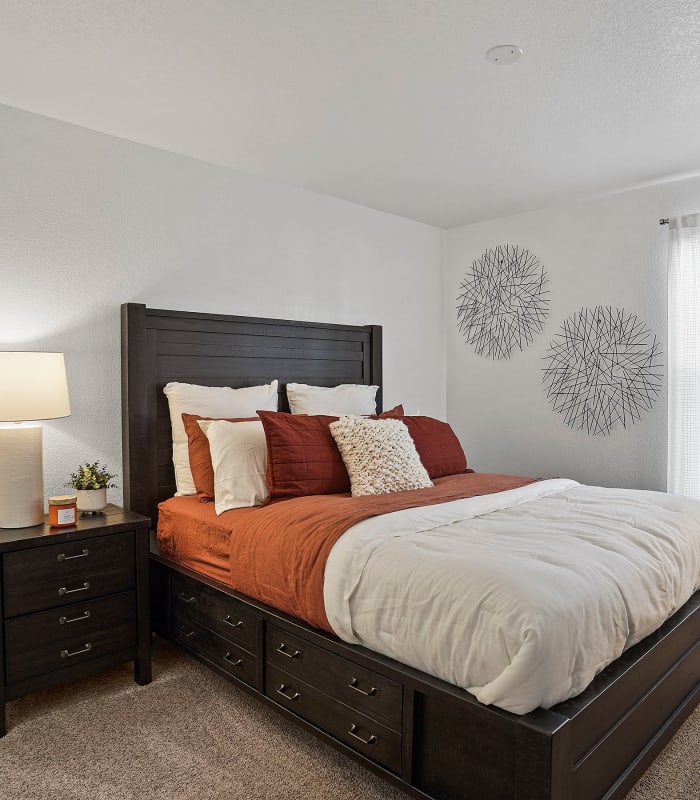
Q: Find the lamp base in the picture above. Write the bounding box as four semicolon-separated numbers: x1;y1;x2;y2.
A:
0;425;44;528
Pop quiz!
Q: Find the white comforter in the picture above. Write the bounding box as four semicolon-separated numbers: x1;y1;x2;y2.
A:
323;479;700;714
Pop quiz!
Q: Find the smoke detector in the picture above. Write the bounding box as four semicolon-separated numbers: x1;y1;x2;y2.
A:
485;45;523;65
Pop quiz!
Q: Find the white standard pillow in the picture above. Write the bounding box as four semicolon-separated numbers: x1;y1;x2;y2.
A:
198;419;269;514
286;382;378;416
329;416;432;497
163;380;278;495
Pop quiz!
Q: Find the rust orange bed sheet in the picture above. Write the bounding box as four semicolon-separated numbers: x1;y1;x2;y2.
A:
157;472;535;631
157;496;258;584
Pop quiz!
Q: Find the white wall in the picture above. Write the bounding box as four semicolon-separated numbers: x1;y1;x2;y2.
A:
6;99;697;506
446;176;700;491
0;104;445;509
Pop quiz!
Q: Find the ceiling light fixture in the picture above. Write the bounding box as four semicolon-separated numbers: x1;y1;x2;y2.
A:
485;45;523;65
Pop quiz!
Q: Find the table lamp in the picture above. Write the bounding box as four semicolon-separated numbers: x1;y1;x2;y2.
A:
0;352;71;528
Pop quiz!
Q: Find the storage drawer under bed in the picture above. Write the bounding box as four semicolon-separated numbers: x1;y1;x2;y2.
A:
266;663;402;774
170;572;258;654
172;612;257;688
266;623;402;732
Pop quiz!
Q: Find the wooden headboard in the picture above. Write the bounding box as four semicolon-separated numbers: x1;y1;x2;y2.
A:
120;303;382;523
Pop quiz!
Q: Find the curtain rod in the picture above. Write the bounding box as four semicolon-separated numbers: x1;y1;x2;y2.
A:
660;218;670;225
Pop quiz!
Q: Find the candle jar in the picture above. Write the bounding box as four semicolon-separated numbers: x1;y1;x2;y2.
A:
48;495;77;528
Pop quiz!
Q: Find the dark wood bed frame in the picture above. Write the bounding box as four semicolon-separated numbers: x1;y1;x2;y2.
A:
121;302;699;800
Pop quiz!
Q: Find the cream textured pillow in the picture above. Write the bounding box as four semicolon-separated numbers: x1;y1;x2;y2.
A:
286;383;378;416
199;419;269;514
329;417;432;497
163;380;278;495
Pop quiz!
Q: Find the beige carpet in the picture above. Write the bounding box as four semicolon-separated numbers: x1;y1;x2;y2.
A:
2;641;697;799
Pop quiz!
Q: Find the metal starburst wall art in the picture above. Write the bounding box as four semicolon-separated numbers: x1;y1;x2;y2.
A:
542;306;663;436
456;245;549;359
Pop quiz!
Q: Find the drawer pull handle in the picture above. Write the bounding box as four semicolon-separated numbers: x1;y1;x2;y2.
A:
223;652;243;667
58;548;89;562
276;684;301;702
178;625;196;639
59;610;91;625
177;592;197;604
58;581;90;596
60;643;92;658
223;615;243;628
276;643;301;659
348;677;378;697
348;724;378;746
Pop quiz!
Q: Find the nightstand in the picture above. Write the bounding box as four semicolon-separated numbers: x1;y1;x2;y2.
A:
0;504;151;736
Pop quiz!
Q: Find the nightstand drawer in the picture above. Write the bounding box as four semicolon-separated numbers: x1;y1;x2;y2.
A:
172;612;257;687
267;624;402;731
171;572;258;654
4;591;137;684
266;664;401;773
3;532;135;616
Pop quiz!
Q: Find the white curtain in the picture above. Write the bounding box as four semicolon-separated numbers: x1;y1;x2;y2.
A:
668;214;700;496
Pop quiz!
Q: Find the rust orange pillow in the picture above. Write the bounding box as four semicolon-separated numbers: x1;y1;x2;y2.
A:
257;411;349;501
372;404;404;419
401;416;467;479
182;413;257;501
257;406;406;502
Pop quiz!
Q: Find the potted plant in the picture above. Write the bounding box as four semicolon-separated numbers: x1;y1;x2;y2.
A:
68;461;117;514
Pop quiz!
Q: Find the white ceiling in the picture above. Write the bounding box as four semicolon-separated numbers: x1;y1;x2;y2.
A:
1;1;699;228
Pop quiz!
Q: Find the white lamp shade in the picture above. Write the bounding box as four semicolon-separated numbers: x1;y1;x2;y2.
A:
0;352;71;421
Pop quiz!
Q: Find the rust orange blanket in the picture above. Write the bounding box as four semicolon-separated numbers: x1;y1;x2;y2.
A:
229;472;536;632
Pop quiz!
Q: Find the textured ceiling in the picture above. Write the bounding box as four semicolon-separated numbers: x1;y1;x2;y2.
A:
1;0;699;228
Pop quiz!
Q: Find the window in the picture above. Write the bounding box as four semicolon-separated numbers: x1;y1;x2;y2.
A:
667;214;700;496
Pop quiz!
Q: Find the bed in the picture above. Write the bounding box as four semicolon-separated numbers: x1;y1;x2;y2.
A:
121;302;699;800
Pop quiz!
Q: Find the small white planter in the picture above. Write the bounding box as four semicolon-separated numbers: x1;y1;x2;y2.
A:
76;487;107;514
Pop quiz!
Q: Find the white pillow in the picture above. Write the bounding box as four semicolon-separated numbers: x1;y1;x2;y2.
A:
286;383;378;416
329;416;432;497
199;419;269;514
163;380;278;495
